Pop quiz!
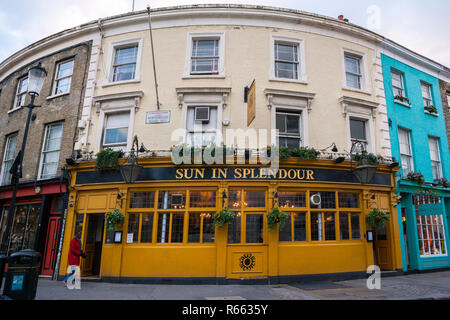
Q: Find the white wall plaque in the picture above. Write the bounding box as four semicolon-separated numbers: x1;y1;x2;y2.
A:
146;110;170;124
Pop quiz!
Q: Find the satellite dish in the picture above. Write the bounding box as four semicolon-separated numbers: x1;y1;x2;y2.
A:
310;193;321;206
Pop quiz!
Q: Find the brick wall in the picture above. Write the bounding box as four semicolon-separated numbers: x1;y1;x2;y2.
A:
439;80;450;154
0;41;92;184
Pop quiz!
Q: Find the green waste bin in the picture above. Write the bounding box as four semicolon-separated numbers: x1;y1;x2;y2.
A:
3;250;41;300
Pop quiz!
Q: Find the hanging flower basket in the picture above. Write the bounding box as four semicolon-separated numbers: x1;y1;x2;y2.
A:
105;209;125;231
366;209;390;230
213;208;236;228
267;207;289;230
95;148;124;170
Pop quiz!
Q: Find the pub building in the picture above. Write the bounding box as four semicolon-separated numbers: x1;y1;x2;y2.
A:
58;153;402;283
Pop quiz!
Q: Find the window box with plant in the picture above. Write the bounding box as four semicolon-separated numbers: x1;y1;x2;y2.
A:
424;105;438;116
95;148;124;170
278;146;320;161
433;178;450;188
106;209;125;231
394;95;411;106
405;172;425;185
352;151;380;166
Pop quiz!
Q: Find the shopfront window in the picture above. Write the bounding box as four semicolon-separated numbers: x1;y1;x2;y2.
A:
246;214;264;243
279;212;306;242
227;213;241;244
279;191;306;208
129;192;155;209
8;204;40;253
414;195;447;256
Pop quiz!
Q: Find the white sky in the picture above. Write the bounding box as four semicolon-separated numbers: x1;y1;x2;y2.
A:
0;0;449;67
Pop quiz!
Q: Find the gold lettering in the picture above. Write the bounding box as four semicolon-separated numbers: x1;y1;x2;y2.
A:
184;168;193;179
212;168;218;179
267;168;277;178
175;168;184;179
279;169;287;179
234;168;243;179
243;168;251;179
218;168;227;179
307;170;315;180
251;168;258;179
288;169;297;180
195;168;205;179
259;168;267;178
297;169;305;180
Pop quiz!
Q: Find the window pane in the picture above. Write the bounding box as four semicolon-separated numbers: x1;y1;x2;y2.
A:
228;191;241;209
275;61;297;79
286;115;300;134
346;73;361;89
324;213;336;240
114;46;138;65
338;193;360;208
189;191;216;208
113;64;136;82
158;191;186;209
192;40;218;57
202;213;215;243
279;137;301;149
345;56;360;74
157;213;169;243
279;213;292;242
351;214;361;240
339;213;350;240
129;192;155;208
171;213;184;243
227;213;241;243
127;214;139;243
279;191;306;208
293;212;306;241
141;213;153;243
275;43;298;62
391;71;402;89
350;119;366;141
246;214;263;243
57;60;74;78
310;192;336;209
188;213;201;243
104;127;128;145
311;212;322;241
276;114;286;133
245;191;265;208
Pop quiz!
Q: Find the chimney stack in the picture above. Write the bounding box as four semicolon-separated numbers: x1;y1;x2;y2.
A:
338;15;344;21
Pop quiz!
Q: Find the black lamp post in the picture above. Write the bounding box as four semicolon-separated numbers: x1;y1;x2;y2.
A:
350;140;378;185
119;136;144;184
0;63;47;255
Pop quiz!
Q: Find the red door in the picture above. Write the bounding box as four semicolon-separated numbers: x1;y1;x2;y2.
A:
41;216;62;276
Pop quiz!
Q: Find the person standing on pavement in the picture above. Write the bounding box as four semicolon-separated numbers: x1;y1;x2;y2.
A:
64;231;85;290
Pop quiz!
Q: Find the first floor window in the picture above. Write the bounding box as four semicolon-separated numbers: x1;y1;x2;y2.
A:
103;112;129;149
274;42;299;80
276;111;302;149
39;122;64;180
345;54;362;89
350;118;368;152
1;133;18;186
428;136;442;181
113;45;138;82
398;128;414;175
186;106;217;147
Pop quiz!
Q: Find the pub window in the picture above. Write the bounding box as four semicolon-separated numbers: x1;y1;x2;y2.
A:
339;212;361;240
189;191;216;208
351;213;361;240
324;213;336;241
188;213;201;243
278;214;292;242
279;191;306;208
188;212;215;243
140;213;153;243
171;213;184;243
339;213;350;240
311;212;322;241
229;190;242;209
244;191;266;208
129;192;155;208
156;212;184;243
310;191;336;209
338;193;360;208
127;214;140;243
158;191;186;209
279;212;306;242
311;212;337;242
157;213;169;243
246;214;264;243
227;213;241;244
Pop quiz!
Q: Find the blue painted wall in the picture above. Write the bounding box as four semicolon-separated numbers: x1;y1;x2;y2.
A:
381;54;450;271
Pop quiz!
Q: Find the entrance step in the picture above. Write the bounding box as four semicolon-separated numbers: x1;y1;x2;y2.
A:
81;276;102;282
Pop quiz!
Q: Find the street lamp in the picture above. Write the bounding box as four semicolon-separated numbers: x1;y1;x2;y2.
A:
350;140;378;185
0;62;47;255
119;136;144;184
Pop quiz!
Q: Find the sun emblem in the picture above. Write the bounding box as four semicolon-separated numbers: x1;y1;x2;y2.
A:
239;253;256;271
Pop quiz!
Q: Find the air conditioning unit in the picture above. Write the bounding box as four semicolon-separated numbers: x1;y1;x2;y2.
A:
170;194;184;206
194;107;210;123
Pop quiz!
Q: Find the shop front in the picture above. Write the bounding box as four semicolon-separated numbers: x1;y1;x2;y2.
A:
0;180;67;277
58;158;402;283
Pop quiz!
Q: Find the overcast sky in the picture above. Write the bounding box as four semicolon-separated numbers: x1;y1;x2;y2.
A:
1;0;449;67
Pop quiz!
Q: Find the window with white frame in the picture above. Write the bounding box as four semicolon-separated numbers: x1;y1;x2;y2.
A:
349;118;368;152
39;122;64;180
428;136;442;181
398;127;414;175
102;112;130;150
391;69;405;98
421;82;433;107
274;42;300;80
52;60;74;95
414;195;447;257
112;45;138;82
276;111;302;148
446;92;450;109
344;54;362;89
191;39;219;75
1;133;18;186
12;77;28;110
186;106;217;146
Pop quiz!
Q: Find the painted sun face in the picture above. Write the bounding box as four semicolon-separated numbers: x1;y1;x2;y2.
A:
239;253;256;271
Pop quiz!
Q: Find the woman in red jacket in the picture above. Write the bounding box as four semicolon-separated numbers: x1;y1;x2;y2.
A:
64;231;85;290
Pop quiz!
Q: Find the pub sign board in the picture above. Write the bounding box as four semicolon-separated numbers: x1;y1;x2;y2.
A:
76;166;391;186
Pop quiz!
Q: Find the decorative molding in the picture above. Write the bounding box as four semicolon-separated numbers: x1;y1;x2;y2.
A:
264;88;315;112
176;87;231;109
339;96;379;119
93;91;144;113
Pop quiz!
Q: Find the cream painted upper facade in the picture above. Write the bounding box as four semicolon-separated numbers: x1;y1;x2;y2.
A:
75;5;391;157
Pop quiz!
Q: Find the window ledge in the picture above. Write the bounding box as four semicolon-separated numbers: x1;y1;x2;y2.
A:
46;92;70;100
8;107;23;114
394;99;411;107
424;110;439;117
342;86;372;96
102;79;140;88
269;77;308;85
182;74;226;79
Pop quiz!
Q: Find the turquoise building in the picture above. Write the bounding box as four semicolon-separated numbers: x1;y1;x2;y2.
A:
381;53;450;271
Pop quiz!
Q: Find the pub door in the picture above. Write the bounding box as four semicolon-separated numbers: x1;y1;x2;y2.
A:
372;192;394;270
226;189;268;280
80;214;104;277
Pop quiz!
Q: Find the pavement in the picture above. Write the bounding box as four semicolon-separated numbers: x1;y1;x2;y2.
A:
29;270;450;300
